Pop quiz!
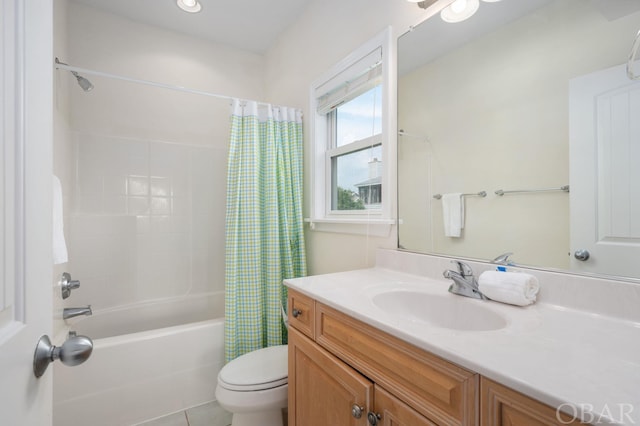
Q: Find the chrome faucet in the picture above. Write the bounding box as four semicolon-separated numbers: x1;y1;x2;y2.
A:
491;252;514;266
443;261;487;300
63;305;92;320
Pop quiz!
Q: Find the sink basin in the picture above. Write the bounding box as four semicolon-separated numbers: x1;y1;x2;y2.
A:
372;291;507;331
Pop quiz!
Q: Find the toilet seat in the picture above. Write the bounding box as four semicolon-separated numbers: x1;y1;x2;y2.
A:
218;345;288;391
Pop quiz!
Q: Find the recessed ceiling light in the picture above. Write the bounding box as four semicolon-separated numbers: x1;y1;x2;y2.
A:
177;0;202;13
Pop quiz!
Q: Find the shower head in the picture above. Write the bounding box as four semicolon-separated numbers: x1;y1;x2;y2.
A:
71;71;94;92
55;58;94;92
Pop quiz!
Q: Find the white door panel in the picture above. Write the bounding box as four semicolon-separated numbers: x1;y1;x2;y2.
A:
570;61;640;278
0;1;53;424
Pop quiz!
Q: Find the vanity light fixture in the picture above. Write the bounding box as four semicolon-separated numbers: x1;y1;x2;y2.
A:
406;0;438;10
177;0;202;13
440;0;480;23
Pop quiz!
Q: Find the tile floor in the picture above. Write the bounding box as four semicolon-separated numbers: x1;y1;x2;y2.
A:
136;401;232;426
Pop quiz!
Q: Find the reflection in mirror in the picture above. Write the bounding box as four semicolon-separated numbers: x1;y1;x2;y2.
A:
398;0;640;280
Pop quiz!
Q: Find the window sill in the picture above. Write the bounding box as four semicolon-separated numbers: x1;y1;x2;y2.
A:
304;217;395;237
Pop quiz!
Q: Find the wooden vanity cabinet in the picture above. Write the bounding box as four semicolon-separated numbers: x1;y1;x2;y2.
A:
481;378;582;426
288;326;435;426
287;289;476;426
287;289;577;426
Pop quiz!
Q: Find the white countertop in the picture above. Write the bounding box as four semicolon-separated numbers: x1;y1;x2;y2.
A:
284;266;640;425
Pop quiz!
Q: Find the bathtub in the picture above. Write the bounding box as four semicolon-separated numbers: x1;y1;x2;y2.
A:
53;292;225;426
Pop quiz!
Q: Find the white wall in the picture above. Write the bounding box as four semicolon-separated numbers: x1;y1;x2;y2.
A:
263;0;448;274
59;2;265;311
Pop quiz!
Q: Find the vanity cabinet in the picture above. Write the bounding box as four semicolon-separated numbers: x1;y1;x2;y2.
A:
480;378;580;425
288;289;476;426
288;289;587;426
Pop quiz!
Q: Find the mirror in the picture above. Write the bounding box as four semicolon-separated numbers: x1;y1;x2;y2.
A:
398;0;640;280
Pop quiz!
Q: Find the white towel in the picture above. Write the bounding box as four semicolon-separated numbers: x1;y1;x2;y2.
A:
478;271;539;306
442;193;464;237
52;175;68;265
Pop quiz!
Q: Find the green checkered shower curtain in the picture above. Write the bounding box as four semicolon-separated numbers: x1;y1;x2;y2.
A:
224;99;307;362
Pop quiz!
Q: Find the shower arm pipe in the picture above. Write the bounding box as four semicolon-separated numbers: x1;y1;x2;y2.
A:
54;60;272;107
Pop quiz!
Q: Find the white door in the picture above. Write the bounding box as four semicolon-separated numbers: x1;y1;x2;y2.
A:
0;1;54;424
570;61;640;278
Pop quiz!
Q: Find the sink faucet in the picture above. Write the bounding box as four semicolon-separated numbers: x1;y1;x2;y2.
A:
63;305;92;320
443;261;487;300
491;252;514;266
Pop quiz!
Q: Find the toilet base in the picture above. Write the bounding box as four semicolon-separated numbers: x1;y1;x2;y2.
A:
231;409;284;426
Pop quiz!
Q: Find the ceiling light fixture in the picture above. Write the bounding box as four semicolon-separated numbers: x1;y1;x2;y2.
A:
406;0;438;10
176;0;202;13
440;0;480;23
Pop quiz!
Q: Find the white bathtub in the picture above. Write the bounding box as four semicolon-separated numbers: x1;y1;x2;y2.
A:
53;292;225;426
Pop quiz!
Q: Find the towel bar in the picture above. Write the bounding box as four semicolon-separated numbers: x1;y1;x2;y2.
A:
433;191;486;200
494;185;569;196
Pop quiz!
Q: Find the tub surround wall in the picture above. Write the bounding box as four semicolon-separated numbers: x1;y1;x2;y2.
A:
69;134;225;311
60;1;266;311
53;0;74;339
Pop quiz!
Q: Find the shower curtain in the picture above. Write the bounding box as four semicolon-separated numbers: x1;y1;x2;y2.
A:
224;99;307;362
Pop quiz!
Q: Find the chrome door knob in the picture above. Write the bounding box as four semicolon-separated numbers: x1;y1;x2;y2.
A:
574;249;590;261
33;334;93;378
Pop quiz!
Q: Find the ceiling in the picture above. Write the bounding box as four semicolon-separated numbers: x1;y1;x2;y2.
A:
70;0;314;54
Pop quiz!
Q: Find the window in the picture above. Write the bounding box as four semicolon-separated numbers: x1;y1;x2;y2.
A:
330;86;382;211
309;29;395;235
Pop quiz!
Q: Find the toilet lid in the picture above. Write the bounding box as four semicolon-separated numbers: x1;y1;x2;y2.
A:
218;345;288;391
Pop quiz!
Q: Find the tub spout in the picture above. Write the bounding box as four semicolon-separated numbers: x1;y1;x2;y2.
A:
63;305;92;320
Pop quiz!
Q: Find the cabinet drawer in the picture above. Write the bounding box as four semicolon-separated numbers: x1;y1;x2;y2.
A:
288;289;315;339
481;378;583;425
315;302;478;426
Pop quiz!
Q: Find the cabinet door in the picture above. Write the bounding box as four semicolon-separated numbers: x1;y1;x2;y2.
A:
481;378;582;425
316;302;478;425
373;386;437;426
289;327;373;426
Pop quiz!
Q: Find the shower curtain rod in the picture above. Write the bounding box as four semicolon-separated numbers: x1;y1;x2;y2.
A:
54;60;271;107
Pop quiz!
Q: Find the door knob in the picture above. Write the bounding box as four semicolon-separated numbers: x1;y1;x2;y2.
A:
33;334;93;378
574;249;590;261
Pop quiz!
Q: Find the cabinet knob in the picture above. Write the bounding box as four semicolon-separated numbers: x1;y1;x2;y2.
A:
367;412;381;425
351;404;364;419
292;308;302;318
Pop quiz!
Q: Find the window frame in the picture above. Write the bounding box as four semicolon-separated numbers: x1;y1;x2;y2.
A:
308;28;396;235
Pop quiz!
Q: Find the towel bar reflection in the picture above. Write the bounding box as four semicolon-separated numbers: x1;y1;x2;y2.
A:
494;185;570;196
433;191;487;200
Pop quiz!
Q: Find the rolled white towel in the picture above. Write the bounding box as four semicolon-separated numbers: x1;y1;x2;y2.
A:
478;270;539;306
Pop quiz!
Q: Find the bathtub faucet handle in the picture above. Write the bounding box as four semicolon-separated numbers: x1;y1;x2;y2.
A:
60;272;81;300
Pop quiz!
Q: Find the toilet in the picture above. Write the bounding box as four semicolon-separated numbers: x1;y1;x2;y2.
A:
215;344;288;426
